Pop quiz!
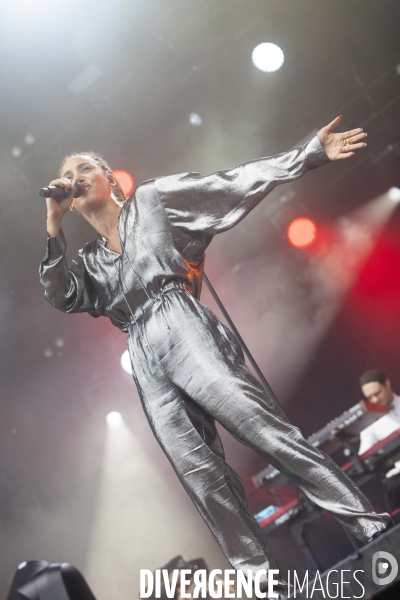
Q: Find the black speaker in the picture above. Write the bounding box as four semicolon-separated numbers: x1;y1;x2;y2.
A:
374;579;400;599
384;474;400;513
6;561;97;600
290;524;400;599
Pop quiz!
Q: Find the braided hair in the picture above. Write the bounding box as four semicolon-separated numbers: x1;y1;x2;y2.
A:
60;151;127;206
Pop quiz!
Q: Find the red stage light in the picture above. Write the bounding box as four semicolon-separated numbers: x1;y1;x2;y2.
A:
287;217;317;249
114;169;135;197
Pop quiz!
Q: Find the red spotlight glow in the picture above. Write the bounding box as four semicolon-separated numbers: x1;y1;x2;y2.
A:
287;217;317;249
114;169;135;196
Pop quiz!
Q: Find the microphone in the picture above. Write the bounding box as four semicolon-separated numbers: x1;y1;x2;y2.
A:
39;181;83;199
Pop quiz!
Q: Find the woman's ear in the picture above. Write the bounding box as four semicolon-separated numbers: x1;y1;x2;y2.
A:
107;173;117;187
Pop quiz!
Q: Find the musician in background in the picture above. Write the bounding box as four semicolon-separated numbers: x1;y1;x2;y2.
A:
358;370;400;456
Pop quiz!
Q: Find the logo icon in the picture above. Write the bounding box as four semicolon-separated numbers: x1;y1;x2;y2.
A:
372;551;398;586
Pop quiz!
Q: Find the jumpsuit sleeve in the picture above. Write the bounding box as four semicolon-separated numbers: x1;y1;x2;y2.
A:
39;228;103;316
155;135;329;237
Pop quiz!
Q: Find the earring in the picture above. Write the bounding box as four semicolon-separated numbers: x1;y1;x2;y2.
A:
111;190;124;207
70;204;77;212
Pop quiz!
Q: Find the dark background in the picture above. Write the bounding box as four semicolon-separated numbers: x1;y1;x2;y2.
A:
0;1;400;597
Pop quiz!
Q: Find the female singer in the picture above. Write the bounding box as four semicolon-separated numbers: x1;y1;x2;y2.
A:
40;116;391;598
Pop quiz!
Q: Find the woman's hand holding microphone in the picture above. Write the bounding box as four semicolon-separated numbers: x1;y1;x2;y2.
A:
44;178;79;237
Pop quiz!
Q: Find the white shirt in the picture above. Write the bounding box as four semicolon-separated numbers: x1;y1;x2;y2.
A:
358;394;400;456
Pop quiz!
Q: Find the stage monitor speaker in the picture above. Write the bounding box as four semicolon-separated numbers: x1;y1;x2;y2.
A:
291;524;400;599
6;561;97;600
384;474;400;513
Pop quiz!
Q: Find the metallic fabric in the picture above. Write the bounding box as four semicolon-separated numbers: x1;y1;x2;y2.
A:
40;136;391;581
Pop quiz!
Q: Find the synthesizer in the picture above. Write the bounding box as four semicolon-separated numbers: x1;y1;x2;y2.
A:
252;400;388;489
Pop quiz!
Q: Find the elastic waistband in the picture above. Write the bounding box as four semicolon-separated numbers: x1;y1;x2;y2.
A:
160;281;193;296
128;282;193;325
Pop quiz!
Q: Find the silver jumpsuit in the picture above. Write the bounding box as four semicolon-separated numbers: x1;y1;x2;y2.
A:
40;136;390;585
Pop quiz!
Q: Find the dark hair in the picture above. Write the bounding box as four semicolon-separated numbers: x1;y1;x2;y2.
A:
359;369;388;388
60;151;127;205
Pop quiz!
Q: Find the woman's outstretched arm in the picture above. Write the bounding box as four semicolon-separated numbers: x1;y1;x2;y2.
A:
155;116;367;238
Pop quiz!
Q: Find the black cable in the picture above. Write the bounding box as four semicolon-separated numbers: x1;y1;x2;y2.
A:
203;271;364;550
203;272;288;417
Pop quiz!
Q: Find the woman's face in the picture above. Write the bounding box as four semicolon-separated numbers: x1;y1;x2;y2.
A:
60;155;116;212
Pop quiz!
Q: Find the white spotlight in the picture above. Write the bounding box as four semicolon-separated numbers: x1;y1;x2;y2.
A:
1;0;65;18
11;146;22;157
388;187;400;203
252;43;284;73
25;134;35;145
189;113;203;126
106;411;123;427
120;349;132;374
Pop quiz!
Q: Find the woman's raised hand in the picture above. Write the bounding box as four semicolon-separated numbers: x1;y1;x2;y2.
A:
45;177;76;237
317;115;367;161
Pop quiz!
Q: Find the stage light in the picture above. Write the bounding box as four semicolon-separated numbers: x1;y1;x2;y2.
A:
287;217;317;249
252;43;284;73
24;134;35;145
1;0;59;17
106;412;123;427
11;147;22;157
121;349;133;374
55;337;65;348
388;187;400;203
6;560;97;600
114;170;135;197
189;112;203;126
